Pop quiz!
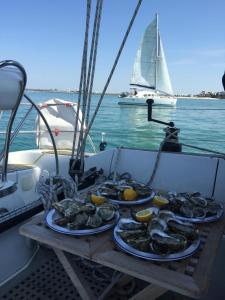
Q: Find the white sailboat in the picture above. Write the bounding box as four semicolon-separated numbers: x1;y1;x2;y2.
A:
118;14;177;107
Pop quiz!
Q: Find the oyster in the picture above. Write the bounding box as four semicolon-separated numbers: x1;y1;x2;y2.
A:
54;216;72;226
80;203;96;214
67;213;89;229
134;186;151;197
119;219;146;231
126;236;150;252
189;196;208;208
64;202;81;218
192;207;206;218
118;229;146;241
180;205;194;218
97;205;116;222
147;217;167;234
206;202;222;217
86;213;102;228
52;198;74;214
99;187;119;199
150;230;186;254
158;210;175;222
167;219;198;241
174;196;188;204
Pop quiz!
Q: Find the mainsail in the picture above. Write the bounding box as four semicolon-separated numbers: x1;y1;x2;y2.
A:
130;14;173;95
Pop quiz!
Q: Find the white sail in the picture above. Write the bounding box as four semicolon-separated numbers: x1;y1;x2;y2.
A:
130;15;173;95
157;35;173;94
130;17;157;89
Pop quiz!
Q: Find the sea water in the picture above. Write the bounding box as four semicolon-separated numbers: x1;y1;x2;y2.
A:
1;91;225;155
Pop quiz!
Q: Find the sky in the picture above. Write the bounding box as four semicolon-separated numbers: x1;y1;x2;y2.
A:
0;0;225;94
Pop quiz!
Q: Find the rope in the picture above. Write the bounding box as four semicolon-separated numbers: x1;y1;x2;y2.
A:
85;0;103;125
146;128;180;186
37;174;77;217
75;0;143;161
70;0;102;173
147;128;225;187
71;0;91;159
79;0;103;171
181;142;225;156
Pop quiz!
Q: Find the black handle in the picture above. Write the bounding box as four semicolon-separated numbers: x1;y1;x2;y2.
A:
146;99;174;127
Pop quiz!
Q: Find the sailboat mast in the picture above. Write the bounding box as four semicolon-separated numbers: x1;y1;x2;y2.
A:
155;13;159;91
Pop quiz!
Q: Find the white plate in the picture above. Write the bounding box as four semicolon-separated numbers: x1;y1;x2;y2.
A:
113;218;200;262
46;209;120;236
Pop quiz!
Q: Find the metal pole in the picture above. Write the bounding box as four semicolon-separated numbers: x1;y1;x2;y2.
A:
0;61;27;182
24;94;59;176
0;104;33;162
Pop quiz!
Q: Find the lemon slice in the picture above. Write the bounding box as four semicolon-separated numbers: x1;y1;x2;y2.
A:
123;188;138;201
91;194;106;205
135;208;153;222
152;195;169;207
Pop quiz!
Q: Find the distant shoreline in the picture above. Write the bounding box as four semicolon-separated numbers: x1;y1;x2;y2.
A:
26;89;224;99
26;88;119;96
177;96;218;100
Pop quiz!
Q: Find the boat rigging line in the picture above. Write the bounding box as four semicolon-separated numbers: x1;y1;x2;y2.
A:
74;0;103;172
69;0;143;184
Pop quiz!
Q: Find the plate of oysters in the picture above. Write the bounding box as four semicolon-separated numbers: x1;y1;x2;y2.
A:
93;179;154;206
156;192;224;223
113;209;200;261
46;198;120;236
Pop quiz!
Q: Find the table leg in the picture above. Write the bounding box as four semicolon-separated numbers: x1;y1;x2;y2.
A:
53;248;95;300
129;284;167;300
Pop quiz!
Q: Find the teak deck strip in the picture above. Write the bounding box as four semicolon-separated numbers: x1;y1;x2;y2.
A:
20;208;225;299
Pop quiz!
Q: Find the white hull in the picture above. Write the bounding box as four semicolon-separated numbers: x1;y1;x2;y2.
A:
118;96;177;107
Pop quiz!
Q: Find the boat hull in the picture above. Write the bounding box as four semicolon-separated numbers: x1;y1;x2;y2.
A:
118;96;177;107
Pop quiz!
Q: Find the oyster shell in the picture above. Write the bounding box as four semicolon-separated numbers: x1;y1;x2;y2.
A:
64;202;81;218
158;210;175;222
150;230;186;254
206;202;222;217
52;198;74;214
180;205;194;218
99;187;119;199
54;216;72;226
189;196;208;208
126;236;150;252
119;219;146;231
80;203;96;214
86;213;102;228
118;229;147;241
192;207;206;218
67;212;89;229
97;205;116;222
147;217;167;234
167;219;198;241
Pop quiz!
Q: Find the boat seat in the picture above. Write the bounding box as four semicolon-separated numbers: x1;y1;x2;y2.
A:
0;60;27;197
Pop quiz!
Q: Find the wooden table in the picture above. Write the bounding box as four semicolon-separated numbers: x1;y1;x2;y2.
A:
20;209;225;300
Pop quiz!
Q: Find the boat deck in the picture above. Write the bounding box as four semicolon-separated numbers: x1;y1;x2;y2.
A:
0;247;151;300
1;239;225;300
0;164;34;172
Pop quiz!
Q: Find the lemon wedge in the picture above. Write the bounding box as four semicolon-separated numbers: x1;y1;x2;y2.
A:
152;195;169;207
135;208;153;222
123;188;138;201
91;194;106;205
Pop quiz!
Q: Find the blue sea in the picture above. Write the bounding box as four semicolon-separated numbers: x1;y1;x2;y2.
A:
1;91;225;155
